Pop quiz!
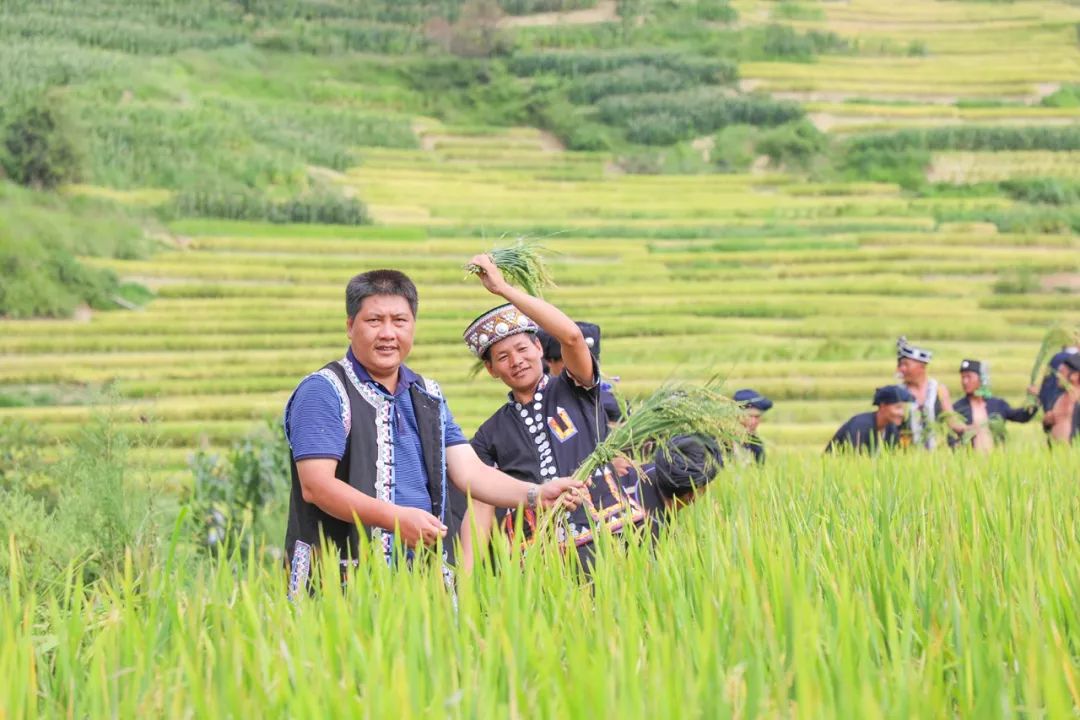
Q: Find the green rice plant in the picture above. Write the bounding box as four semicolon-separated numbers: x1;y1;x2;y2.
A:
464;238;555;298
574;380;747;482
1027;323;1080;401
5;450;1080;716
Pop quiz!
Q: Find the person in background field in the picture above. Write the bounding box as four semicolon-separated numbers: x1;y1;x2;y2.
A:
1043;354;1080;444
731;389;772;465
825;385;913;455
951;359;1038;451
1038;344;1079;435
895;336;956;449
282;269;584;598
537;323;623;426
459;255;645;573
637;435;724;534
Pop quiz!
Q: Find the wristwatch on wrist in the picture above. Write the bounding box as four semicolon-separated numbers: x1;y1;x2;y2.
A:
527;484;540;509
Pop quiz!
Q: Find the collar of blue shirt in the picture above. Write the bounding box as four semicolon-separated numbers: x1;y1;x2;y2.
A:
346;347;420;398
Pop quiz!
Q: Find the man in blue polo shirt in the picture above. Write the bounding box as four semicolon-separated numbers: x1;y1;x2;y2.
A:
283;269;584;596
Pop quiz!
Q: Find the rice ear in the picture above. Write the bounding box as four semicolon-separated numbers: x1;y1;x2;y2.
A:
464;237;556;298
1027;323;1079;403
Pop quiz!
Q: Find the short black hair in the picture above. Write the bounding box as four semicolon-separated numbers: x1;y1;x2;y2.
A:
346;270;418;319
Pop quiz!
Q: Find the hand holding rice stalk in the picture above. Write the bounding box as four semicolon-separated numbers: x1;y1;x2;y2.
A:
1027;323;1079;404
464;238;554;298
573;380;747;484
532;381;747;539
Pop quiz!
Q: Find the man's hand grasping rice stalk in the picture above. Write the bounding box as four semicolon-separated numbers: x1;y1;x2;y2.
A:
533;380;748;539
464;239;554;298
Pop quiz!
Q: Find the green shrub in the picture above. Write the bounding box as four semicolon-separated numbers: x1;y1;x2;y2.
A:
524;90;614;149
1;100;83;189
993;269;1040;295
508;50;738;85
597;88;804;144
754;119;827;170
169;186;370;225
750;24;850;61
771;1;825;21
0;413;156;595
711;124;759;172
690;0;739;22
1000;178;1080;206
935;206;1080;234
187;422;291;556
0;183;153;318
499;0;597;13
1040;84;1080;108
566;64;693;104
615;143;714;174
846;126;1080;153
839;147;930;189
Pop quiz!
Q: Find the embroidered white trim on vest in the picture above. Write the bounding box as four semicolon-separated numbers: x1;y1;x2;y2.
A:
315;368;351;433
337;358;395;566
288;539;313;601
909;378;939;450
423;377;443;399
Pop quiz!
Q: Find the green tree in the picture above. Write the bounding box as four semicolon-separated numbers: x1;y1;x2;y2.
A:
1;101;81;190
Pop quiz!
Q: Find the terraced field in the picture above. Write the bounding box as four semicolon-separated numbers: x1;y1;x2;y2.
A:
2;0;1080;487
3;121;1077;484
738;0;1080;139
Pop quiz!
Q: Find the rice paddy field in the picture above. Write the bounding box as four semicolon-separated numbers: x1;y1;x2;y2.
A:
3;127;1077;480
2;0;1080;716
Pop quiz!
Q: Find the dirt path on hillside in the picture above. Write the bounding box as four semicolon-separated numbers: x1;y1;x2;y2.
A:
499;0;617;28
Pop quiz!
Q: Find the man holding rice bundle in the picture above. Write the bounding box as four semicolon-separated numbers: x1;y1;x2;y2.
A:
951;359;1038;451
1038;343;1079;433
1043;354;1080;444
895;336;956;450
459;254;646;570
282;269;584;597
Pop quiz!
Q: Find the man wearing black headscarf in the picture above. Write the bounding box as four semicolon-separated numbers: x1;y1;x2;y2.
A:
825;385;913;455
637;435;724;533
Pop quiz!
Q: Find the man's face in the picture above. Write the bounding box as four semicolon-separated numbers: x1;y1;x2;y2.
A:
546;357;565;377
960;370;981;396
897;357;927;383
741;408;763;434
346;294;415;379
879;402;907;426
1068;369;1080;388
485;334;543;393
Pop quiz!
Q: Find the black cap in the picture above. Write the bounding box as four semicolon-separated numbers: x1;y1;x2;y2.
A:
653;435;723;496
537;322;601;361
873;385;915;406
733;388;773;412
959;359;982;375
1064;354;1080;373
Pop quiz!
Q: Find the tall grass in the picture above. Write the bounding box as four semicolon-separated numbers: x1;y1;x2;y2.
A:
4;449;1080;717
